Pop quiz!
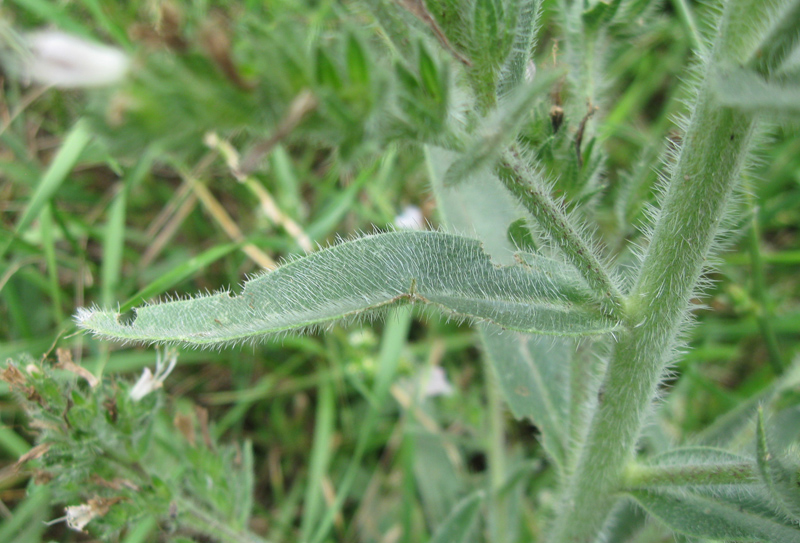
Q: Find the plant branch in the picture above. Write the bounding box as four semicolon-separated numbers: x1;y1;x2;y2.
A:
623;462;757;489
546;0;774;538
496;149;625;321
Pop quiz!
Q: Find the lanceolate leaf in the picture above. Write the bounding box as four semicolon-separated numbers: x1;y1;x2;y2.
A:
711;65;800;118
76;231;619;347
497;0;541;96
443;72;560;186
482;329;570;467
624;447;755;489
756;409;800;521
629;486;800;541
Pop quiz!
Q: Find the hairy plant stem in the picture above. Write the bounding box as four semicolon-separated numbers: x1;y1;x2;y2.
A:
547;6;762;539
622;461;756;489
496;151;625;321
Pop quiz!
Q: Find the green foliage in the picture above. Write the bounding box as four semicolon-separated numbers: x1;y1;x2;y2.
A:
629;486;800;541
1;354;256;542
711;65;800;119
77;231;620;345
2;0;800;542
482;332;571;468
428;490;484;543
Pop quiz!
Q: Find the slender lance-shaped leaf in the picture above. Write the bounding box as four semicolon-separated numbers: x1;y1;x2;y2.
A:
482;330;570;468
443;71;561;186
76;231;620;347
628;487;800;541
496;149;625;320
756;409;800;522
711;65;800;118
497;0;541;96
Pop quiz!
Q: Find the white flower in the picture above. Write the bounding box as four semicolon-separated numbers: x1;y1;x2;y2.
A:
394;205;425;230
421;366;454;398
47;497;122;532
129;348;178;401
65;504;97;532
20;30;129;88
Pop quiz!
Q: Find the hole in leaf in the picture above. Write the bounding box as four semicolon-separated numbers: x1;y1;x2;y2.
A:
117;309;137;326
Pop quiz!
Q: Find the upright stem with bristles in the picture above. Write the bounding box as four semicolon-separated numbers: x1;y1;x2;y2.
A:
546;0;769;539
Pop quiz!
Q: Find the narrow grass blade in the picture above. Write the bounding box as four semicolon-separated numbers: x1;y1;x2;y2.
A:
12;119;91;236
102;150;157;308
0;485;51;543
118;242;240;314
299;380;335;541
39;204;65;323
0;426;30;457
0;119;91;260
308;306;412;543
9;0;92;37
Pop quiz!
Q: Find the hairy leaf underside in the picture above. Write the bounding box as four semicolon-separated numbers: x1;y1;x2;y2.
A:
76;231;619;347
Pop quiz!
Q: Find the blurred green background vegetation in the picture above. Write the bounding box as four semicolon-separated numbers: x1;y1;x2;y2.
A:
0;0;799;541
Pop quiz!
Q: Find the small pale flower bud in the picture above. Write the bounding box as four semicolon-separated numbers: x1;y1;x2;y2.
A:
129;348;178;401
394;205;425;230
422;366;454;398
65;504;97;532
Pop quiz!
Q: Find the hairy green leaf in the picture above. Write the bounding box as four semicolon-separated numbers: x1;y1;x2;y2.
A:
427;146;524;266
482;330;570;467
756;409;800;521
582;0;623;32
711;65;800;118
497;0;541;96
629;486;800;541
624;447;756;489
749;0;800;74
76;231;619;347
647;446;750;467
443;72;559;186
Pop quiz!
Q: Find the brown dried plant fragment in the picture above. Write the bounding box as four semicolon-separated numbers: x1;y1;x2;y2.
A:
55;348;99;388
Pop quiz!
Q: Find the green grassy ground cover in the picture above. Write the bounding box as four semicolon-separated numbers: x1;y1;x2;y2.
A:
0;1;798;542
